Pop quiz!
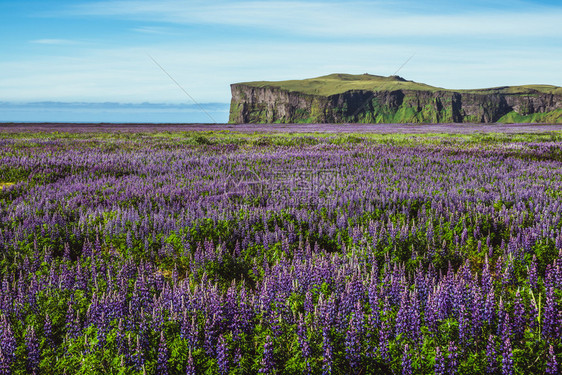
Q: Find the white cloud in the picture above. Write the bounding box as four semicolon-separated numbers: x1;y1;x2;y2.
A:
132;26;175;35
1;41;561;103
4;1;561;104
64;0;562;38
30;39;78;45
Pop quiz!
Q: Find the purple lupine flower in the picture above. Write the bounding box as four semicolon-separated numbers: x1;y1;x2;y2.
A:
44;247;53;266
545;264;555;290
82;239;92;259
297;315;311;372
501;338;513;375
156;331;169;375
74;261;89;292
395;291;409;339
181;314;198;351
470;286;483;339
447;341;458;375
94;235;102;258
482;259;492;296
513;290;526;339
322;327;333;375
529;293;539;330
379;298;391;362
458;304;469;346
66;303;81;339
0;350;10;375
496;297;506;336
528;261;538;291
151;305;164;332
390;265;405;306
501;314;512;344
25;326;40;374
368;277;380;329
237;287;254;337
556;250;562;288
132;335;144;371
259;335;275;374
216;334;229;375
452;279;466;321
116;319;125;356
484;287;495;326
543;287;557;340
345;323;361;370
364;314;377;360
486;334;498;374
0;315;16;372
268;311;283;340
43;314;53;346
186;350;196;375
546;344;558;374
204;315;217;357
435;346;445;375
124;334;134;367
63;242;71;261
233;347;242;371
402;344;412;375
501;259;515;288
409;290;421;344
424;294;438;336
223;285;237;332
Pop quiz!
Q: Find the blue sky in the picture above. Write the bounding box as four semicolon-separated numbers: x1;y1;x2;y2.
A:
1;0;561;122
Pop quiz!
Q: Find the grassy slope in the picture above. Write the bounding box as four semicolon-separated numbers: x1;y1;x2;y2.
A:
238;73;562;96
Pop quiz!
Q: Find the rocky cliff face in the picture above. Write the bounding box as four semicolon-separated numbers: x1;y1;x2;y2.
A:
229;84;562;124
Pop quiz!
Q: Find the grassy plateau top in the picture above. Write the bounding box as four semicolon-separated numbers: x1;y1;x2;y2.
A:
236;73;562;97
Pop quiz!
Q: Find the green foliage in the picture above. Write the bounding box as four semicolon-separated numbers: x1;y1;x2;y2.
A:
498;109;562;124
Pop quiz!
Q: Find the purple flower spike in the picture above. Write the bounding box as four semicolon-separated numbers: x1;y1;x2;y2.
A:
486;334;498;374
132;335;144;371
546;345;558;375
322;327;333;375
528;256;538;289
0;352;10;375
543;287;557;340
0;315;16;373
345;323;361;369
217;334;229;375
186;350;196;375
157;331;169;375
435;346;445;375
25;326;40;374
501;338;513;375
43;314;53;346
447;341;458;375
402;344;412;375
259;335;274;374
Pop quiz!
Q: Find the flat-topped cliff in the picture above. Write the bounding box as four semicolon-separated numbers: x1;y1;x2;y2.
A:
229;74;562;124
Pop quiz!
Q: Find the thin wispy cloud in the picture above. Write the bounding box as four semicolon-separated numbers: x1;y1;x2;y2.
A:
1;41;559;103
29;39;78;45
132;26;175;35
65;0;562;38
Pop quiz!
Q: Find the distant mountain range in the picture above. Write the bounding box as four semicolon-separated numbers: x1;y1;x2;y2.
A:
229;74;562;124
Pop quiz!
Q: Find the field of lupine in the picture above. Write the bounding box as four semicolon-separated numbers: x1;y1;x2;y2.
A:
1;130;562;374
